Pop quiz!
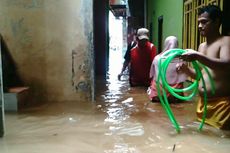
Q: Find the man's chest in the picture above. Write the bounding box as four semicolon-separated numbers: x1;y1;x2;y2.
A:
203;43;221;58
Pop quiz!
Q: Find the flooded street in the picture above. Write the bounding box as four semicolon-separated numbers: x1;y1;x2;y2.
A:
0;49;230;153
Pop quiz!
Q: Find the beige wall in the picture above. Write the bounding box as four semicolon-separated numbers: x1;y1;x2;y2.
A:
0;0;94;103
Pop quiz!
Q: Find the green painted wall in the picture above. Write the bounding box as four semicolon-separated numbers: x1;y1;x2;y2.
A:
147;0;183;51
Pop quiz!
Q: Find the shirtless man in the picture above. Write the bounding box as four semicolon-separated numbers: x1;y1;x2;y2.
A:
179;5;230;129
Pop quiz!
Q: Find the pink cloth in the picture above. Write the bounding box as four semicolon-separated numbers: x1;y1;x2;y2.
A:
147;80;184;100
149;52;187;84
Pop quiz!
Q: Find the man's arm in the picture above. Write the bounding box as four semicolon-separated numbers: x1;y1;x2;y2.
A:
118;60;129;80
118;42;134;80
181;38;230;70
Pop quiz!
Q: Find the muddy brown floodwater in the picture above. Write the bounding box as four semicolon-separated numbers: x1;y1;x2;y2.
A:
0;50;230;153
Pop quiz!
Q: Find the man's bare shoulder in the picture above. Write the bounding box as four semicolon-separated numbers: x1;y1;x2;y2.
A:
222;35;230;39
217;36;230;51
221;36;230;43
219;36;230;61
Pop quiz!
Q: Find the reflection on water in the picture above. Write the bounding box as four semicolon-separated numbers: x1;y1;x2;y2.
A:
1;49;230;153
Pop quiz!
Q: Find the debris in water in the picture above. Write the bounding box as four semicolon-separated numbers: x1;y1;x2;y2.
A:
172;144;176;152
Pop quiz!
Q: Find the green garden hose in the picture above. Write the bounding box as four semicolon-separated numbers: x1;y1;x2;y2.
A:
156;49;215;133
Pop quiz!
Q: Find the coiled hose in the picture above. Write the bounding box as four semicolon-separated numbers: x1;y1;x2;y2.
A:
156;49;215;133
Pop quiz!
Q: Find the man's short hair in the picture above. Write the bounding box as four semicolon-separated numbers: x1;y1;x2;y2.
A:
198;5;222;24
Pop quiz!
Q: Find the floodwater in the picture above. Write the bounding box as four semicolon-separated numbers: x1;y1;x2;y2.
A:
0;50;230;153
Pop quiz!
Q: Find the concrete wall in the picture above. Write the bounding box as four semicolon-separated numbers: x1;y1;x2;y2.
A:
0;0;94;103
147;0;183;50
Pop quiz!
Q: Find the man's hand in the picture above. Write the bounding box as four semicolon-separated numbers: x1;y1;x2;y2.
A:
180;49;200;62
176;62;188;73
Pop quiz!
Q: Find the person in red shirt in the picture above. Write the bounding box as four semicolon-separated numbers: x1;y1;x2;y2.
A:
118;28;157;87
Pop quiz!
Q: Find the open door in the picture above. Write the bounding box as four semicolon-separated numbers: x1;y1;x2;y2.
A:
0;37;5;137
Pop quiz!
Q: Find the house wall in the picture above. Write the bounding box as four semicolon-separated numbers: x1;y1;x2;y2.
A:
0;0;94;103
147;0;183;51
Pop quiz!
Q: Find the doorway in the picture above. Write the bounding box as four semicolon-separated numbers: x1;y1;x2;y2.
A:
108;11;125;80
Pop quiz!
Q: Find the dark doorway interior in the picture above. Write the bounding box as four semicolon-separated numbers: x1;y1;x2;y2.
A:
222;0;230;36
93;0;109;80
158;16;163;53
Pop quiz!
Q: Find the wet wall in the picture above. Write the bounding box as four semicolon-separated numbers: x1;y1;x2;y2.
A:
0;0;94;103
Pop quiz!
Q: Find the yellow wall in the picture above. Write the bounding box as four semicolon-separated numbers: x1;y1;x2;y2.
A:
0;0;94;103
